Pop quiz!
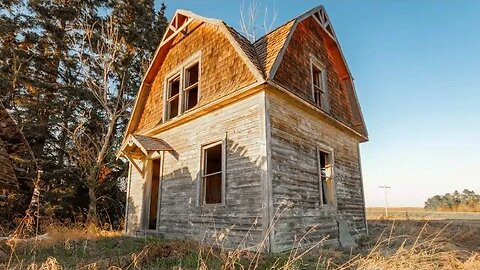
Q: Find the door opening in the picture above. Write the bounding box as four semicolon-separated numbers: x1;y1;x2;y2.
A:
148;159;161;230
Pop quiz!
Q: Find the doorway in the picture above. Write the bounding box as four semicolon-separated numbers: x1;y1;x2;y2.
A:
147;158;161;230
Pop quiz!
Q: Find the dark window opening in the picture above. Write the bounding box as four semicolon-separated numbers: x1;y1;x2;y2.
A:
185;63;199;87
184;63;199;111
312;64;326;108
148;159;161;230
202;143;223;204
167;75;180;120
186;86;198;110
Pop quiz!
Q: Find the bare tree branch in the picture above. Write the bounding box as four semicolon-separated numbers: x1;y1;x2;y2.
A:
240;0;278;42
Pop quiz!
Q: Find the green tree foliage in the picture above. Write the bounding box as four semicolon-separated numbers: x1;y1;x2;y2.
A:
0;0;167;226
424;189;480;212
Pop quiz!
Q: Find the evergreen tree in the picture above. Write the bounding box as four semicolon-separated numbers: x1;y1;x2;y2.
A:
0;0;167;225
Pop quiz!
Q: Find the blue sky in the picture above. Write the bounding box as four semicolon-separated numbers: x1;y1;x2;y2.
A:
157;1;480;207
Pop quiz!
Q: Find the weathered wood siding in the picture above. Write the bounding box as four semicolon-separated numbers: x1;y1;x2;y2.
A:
135;20;258;132
267;90;366;252
127;93;267;249
273;16;354;128
126;159;146;232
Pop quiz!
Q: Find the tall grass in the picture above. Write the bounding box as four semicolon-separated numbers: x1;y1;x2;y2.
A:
2;218;479;269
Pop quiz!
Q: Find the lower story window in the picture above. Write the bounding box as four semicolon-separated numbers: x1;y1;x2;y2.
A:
201;142;224;205
318;148;335;205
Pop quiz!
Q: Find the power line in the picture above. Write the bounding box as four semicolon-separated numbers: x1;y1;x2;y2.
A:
379;185;391;217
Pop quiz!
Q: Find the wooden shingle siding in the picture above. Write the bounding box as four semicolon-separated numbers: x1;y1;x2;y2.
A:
128;93;267;250
266;89;366;252
254;20;295;78
135;20;258;132
273;17;354;128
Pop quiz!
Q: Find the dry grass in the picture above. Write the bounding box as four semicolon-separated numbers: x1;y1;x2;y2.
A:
1;220;479;269
338;220;480;270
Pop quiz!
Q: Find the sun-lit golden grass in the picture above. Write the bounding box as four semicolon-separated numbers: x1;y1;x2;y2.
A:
339;220;480;270
437;205;480;212
1;220;479;269
368;206;480;213
367;207;427;212
366;207;480;221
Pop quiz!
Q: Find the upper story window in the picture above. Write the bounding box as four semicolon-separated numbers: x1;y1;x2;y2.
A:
184;62;199;111
310;56;329;112
164;53;201;122
166;75;181;119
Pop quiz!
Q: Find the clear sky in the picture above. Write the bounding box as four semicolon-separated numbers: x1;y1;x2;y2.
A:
157;1;480;207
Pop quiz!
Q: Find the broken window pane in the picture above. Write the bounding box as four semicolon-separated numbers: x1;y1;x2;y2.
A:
185;63;199;87
318;150;333;205
185;86;198;111
169;77;180;97
313;66;321;88
205;144;222;174
312;64;327;108
169;97;179;119
205;174;222;204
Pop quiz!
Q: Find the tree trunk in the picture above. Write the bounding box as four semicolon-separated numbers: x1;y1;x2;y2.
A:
86;117;117;225
87;183;98;225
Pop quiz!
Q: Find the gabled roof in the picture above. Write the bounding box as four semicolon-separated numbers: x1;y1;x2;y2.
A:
224;23;265;78
253;19;295;79
257;6;368;138
123;9;266;140
118;134;172;159
122;6;368;144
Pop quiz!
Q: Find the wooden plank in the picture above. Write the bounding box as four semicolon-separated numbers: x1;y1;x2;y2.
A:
267;91;366;251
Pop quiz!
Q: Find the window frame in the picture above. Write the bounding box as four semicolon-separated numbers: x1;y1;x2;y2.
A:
310;55;330;112
165;74;181;121
198;138;226;206
316;144;337;208
183;61;200;113
163;52;201;122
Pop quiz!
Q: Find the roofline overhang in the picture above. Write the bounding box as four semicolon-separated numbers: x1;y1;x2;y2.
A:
120;9;266;146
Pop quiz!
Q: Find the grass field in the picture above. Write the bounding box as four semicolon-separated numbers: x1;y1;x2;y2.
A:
1;219;479;269
366;207;480;221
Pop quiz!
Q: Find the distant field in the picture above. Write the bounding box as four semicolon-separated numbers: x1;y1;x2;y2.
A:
367;207;480;220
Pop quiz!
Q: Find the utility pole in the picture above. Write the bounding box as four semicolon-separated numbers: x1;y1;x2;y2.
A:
379;185;391;217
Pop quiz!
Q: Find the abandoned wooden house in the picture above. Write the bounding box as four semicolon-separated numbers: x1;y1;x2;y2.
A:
118;6;368;252
0;102;37;199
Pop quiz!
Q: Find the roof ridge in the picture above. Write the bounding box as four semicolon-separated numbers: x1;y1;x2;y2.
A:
253;18;296;44
222;22;266;78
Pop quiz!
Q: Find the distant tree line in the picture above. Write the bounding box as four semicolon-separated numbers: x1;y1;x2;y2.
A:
0;0;167;228
424;189;480;212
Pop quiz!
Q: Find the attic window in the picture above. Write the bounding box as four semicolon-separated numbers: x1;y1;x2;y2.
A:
164;54;201;122
317;147;335;206
310;57;329;111
184;62;199;111
166;75;181;120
